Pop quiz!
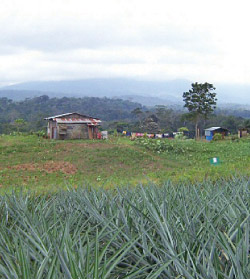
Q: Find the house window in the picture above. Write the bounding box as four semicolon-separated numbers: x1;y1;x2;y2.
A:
205;131;211;136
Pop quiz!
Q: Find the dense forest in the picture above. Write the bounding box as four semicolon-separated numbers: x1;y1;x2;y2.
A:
0;95;249;135
0;96;143;133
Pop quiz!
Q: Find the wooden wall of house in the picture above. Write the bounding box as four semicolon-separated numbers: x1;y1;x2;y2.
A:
88;126;98;139
48;121;57;139
238;129;248;138
58;123;89;139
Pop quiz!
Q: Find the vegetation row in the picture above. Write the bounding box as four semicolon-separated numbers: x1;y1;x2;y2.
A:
0;178;249;278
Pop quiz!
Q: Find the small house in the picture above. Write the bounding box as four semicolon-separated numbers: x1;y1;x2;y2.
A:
238;128;248;138
44;112;101;140
204;127;228;141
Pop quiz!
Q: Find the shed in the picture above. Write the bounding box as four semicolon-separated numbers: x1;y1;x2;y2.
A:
204;127;228;141
44;112;101;140
238;128;248;138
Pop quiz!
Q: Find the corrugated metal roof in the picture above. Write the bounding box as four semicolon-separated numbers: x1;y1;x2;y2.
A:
56;117;101;125
44;112;100;121
205;127;228;131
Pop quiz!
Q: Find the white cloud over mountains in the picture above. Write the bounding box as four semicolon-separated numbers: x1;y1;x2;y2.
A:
1;0;250;85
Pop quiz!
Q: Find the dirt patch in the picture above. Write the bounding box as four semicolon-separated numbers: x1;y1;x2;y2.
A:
8;161;77;175
43;161;77;174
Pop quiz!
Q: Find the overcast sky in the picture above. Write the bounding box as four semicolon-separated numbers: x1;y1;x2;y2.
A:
1;0;250;86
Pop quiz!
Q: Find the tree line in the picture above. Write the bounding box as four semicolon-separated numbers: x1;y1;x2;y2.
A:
0;93;249;136
0;95;143;134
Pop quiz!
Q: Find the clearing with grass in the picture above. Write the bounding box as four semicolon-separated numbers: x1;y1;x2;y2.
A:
1;134;250;192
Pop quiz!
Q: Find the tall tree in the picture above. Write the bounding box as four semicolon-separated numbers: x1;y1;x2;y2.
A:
183;82;217;139
131;107;144;124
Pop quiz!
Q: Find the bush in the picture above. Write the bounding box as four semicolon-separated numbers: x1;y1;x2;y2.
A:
36;130;46;137
212;133;223;141
178;126;189;132
231;135;239;141
174;133;187;140
135;138;187;154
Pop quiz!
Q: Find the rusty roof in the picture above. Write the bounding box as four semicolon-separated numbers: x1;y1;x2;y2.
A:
44;112;100;121
56;117;101;125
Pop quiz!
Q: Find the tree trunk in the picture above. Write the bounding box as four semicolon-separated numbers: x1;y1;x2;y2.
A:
195;115;200;140
195;122;198;140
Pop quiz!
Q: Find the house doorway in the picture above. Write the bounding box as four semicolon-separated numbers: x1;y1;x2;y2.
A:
52;127;57;139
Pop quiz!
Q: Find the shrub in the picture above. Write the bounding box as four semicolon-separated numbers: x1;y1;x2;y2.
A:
135;138;187;154
231;135;239;141
212;133;223;141
36;130;46;137
178;126;189;132
174;133;187;140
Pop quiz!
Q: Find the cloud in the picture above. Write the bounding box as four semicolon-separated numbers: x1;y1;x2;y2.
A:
1;0;250;85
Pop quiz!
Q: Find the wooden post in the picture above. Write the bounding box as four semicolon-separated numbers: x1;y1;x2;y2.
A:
88;126;93;139
93;126;98;139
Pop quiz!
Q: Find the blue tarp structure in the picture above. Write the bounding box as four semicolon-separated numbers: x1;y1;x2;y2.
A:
205;127;229;141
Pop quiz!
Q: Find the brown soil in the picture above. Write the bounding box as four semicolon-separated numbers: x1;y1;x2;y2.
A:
8;161;77;175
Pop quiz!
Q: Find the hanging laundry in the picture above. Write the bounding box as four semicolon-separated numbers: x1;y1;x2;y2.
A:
148;134;154;138
101;131;108;139
136;132;144;137
97;132;102;139
131;133;136;140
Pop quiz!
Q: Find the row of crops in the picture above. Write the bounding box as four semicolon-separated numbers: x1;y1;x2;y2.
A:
133;137;238;155
0;178;249;278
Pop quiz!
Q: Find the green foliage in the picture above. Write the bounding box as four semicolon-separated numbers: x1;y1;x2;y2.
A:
35;130;46;137
178;126;189;132
14;118;26;132
3;135;250;190
212;133;223;141
0;179;248;278
183;82;217;138
174;133;187;140
131;107;143;117
230;135;239;141
0;95;248;136
135;138;188;154
183;82;217;117
0;96;143;134
154;106;175;132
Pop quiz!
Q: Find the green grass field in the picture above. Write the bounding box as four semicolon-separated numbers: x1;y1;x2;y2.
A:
1;134;250;193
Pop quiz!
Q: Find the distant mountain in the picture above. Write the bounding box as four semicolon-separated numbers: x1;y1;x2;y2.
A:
0;78;188;104
0;90;62;101
0;78;250;105
118;95;182;108
0;78;190;98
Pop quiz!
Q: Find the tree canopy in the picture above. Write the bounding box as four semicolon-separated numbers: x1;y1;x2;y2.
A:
183;82;217;138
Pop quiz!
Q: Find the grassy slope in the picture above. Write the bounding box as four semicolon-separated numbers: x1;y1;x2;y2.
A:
1;135;250;193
